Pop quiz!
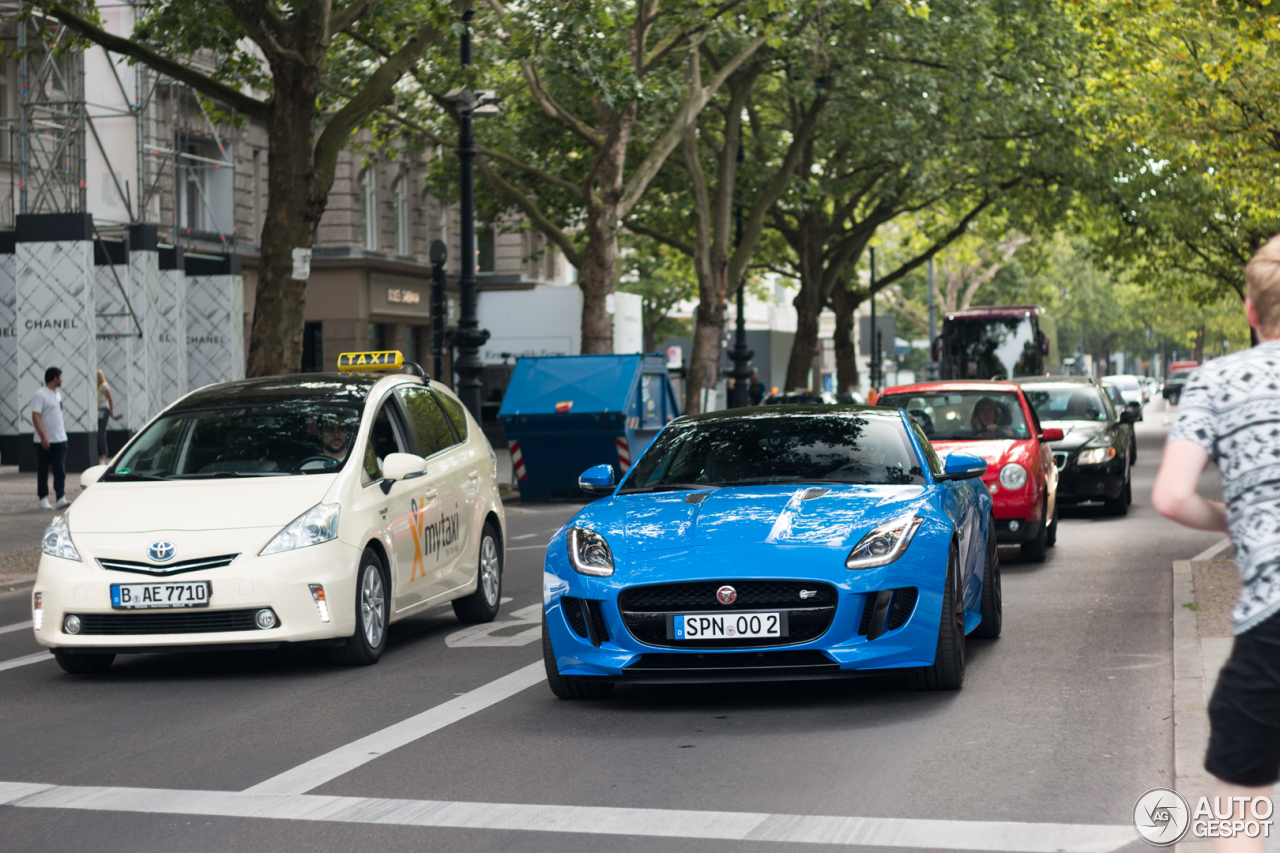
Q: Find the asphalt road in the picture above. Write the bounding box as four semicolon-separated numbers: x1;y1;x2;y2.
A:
0;400;1228;853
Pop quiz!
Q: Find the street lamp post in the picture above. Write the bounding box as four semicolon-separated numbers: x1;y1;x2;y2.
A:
448;8;492;420
727;191;753;408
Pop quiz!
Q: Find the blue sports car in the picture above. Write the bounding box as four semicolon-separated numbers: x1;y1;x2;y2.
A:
541;405;999;699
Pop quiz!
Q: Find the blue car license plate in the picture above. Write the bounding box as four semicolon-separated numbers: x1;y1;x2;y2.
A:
667;611;788;640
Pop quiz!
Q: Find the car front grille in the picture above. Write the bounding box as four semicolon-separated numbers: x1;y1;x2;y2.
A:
618;580;837;649
69;609;274;635
624;649;837;673
95;554;240;577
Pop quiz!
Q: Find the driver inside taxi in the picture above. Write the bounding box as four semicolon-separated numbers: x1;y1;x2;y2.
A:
317;415;351;463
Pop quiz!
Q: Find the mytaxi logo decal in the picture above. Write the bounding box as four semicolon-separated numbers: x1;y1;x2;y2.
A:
408;498;460;582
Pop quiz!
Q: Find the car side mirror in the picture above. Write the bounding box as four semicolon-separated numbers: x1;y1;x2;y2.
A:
578;464;616;497
380;452;428;493
80;464;107;488
1040;428;1065;442
938;451;988;481
1118;409;1138;424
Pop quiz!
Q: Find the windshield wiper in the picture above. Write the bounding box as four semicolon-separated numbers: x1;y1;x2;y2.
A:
101;472;167;481
168;471;292;479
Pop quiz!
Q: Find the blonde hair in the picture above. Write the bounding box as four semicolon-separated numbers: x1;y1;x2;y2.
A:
1245;236;1280;336
95;369;105;387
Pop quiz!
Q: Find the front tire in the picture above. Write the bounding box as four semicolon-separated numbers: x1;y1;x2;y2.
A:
452;522;502;624
1105;466;1131;516
330;549;389;666
1045;503;1059;548
543;615;614;700
914;542;965;690
1020;510;1048;563
53;649;114;674
972;523;1002;639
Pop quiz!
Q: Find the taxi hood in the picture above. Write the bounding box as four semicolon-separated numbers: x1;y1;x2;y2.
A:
69;476;337;534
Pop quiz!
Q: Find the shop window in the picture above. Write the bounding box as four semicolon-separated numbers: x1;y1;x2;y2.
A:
301;322;323;372
478;226;495;272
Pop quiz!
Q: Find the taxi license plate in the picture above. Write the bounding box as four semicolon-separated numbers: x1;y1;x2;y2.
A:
110;580;211;609
667;611;787;640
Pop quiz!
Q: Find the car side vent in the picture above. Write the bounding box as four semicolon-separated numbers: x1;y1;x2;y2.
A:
801;488;829;501
858;594;878;636
858;587;918;639
887;587;918;631
685;492;710;504
561;596;589;638
585;600;609;645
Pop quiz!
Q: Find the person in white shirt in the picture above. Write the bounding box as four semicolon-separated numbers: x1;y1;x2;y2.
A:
95;369;120;464
32;366;68;509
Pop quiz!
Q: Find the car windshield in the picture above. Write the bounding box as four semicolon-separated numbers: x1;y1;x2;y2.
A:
1023;387;1110;422
877;391;1031;441
620;412;925;490
1110;377;1140;390
105;402;364;479
941;315;1041;380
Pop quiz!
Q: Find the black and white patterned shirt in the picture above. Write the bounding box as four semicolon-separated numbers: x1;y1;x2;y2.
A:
1170;340;1280;634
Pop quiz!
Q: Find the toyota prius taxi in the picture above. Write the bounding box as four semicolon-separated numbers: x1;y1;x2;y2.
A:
541;405;999;699
32;351;506;674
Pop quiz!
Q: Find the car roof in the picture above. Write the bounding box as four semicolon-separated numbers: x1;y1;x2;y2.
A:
172;372;418;412
677;404;900;423
1013;375;1095;386
880;380;1022;396
944;304;1043;320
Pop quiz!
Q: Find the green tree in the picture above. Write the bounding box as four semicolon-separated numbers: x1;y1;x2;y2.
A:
617;238;697;352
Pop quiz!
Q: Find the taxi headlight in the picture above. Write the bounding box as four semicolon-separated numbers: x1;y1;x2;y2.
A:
1077;446;1116;466
999;463;1028;491
567;527;614;577
846;513;923;569
42;514;81;562
260;503;340;556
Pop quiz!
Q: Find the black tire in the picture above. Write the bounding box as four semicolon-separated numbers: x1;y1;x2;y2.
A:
1020;511;1048;563
453;521;503;624
330;549;390;666
1045;503;1059;548
52;649;114;674
543;615;614;700
1130;438;1138;464
972;524;1002;639
1105;466;1131;516
914;542;965;690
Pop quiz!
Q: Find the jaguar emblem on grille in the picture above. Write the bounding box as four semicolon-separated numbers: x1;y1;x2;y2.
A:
148;541;176;562
799;589;817;600
716;585;737;605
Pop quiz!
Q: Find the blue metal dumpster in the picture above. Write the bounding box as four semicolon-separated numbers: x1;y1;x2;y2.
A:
499;354;681;502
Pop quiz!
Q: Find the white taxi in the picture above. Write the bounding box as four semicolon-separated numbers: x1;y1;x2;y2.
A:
32;351;506;673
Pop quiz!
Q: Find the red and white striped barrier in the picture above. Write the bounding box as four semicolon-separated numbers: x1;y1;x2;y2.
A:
615;437;631;472
508;440;528;481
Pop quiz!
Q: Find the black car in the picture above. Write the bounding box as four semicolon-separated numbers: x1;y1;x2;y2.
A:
1163;368;1196;405
1100;383;1138;464
1015;377;1137;516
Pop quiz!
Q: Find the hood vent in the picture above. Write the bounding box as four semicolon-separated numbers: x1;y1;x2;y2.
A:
801;488;829;501
685;492;710;504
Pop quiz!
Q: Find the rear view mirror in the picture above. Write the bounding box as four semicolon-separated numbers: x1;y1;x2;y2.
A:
579;464;616;497
1040;428;1064;442
381;452;428;493
938;452;988;481
80;464;107;488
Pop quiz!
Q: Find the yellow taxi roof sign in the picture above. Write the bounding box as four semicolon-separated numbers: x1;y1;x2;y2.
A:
337;351;405;371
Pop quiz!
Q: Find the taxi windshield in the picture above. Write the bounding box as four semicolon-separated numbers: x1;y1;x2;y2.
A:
105;402;363;479
876;390;1030;441
620;412;925;490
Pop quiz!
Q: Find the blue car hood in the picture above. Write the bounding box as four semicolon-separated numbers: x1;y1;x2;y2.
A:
585;485;930;553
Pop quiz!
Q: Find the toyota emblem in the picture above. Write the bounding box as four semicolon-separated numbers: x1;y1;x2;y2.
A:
716;585;737;605
148;541;176;562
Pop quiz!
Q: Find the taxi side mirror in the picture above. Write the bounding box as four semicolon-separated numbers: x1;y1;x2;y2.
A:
381;452;428;493
578;464;616;496
1040;428;1065;442
80;464;107;488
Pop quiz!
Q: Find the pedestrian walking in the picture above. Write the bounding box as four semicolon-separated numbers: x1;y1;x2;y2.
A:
1154;234;1280;853
32;366;69;510
95;369;120;464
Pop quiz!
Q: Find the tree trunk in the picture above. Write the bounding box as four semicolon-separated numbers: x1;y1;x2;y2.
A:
831;285;861;395
686;299;726;412
579;212;619;354
247;70;322;377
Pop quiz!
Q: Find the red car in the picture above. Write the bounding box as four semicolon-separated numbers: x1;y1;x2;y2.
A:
878;381;1062;562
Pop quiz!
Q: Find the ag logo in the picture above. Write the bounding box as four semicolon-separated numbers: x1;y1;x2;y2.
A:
1133;787;1190;846
148;541;176;562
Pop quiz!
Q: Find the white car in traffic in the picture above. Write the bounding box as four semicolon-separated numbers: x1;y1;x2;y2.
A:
32;352;505;673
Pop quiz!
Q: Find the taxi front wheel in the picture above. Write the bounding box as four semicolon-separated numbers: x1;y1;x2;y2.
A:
453;522;502;624
330;550;389;666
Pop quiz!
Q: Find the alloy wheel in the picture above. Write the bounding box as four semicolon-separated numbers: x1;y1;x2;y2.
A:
479;535;501;607
360;565;386;647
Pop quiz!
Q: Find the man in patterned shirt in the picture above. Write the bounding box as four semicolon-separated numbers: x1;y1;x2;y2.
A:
1155;235;1280;852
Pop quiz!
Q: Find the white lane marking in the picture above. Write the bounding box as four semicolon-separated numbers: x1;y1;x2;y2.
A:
1192;538;1232;562
446;604;542;648
510;533;540;541
243;662;545;795
0;781;1138;852
0;651;53;672
507;544;547;551
0;620;33;635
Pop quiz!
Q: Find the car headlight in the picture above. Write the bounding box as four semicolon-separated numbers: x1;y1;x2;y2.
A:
567;527;614;577
846;513;923;570
260;503;340;556
42;514;81;562
999;463;1028;491
1077;446;1116;466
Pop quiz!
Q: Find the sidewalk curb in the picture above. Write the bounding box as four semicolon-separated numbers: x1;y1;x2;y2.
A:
1174;538;1232;853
